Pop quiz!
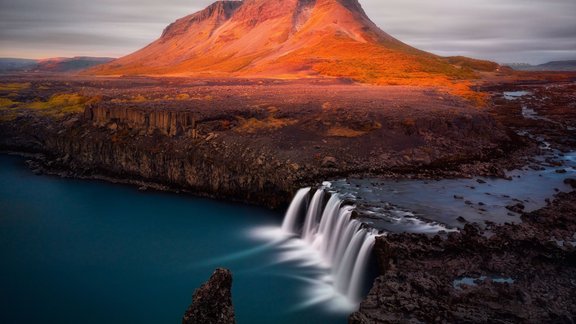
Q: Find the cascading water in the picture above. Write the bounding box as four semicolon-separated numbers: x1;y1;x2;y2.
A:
280;187;379;304
281;187;311;233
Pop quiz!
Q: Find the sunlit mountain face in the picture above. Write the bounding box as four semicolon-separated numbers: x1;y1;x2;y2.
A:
87;0;496;101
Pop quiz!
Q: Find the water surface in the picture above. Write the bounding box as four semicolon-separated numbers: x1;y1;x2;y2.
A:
0;154;348;324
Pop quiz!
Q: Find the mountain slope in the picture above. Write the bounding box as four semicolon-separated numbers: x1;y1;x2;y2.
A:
506;60;576;72
0;58;38;72
89;0;493;90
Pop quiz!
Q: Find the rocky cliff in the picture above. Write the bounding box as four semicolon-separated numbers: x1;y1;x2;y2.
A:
350;191;576;323
0;78;517;209
85;105;198;137
182;268;235;324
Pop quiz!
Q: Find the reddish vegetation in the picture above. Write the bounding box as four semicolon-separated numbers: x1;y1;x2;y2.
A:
87;0;498;101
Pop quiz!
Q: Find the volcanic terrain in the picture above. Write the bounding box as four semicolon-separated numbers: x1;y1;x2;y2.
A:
1;0;575;323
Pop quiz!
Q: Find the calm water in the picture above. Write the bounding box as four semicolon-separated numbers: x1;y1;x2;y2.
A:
0;154;348;324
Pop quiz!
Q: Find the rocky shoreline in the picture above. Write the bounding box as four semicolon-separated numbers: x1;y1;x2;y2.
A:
351;190;576;323
348;81;576;323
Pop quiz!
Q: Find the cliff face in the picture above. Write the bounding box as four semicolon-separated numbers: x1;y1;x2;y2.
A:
85;105;198;137
161;1;243;40
42;122;296;208
0;79;516;209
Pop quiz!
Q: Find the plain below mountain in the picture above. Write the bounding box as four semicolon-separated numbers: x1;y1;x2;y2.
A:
504;60;576;72
0;56;115;73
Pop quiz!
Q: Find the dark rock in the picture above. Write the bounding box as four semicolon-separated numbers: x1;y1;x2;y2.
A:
182;268;235;324
352;192;576;323
476;178;487;184
454;195;464;200
564;178;576;189
506;203;525;213
556;169;567;174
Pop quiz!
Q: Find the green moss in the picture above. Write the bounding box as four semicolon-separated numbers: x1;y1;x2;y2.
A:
0;98;18;108
26;93;98;118
0;82;30;91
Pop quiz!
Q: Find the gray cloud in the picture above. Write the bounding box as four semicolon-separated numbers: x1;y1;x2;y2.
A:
0;0;574;63
362;0;576;63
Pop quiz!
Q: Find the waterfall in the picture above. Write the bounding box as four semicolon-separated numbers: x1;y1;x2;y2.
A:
281;187;311;233
302;189;325;242
281;187;379;303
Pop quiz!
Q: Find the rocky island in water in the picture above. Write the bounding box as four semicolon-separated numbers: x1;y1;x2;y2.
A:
1;0;575;323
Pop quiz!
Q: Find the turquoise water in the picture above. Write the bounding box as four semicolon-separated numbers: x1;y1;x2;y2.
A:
0;154;347;324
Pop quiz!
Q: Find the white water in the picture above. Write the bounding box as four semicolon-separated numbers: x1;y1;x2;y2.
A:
347;234;376;303
250;187;381;311
284;188;379;304
303;189;326;242
281;187;311;233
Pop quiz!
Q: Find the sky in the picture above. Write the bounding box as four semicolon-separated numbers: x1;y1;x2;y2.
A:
0;0;574;64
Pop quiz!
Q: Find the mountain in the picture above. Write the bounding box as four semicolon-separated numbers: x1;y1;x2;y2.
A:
33;57;115;73
88;0;496;87
0;57;115;73
0;58;38;72
505;60;576;72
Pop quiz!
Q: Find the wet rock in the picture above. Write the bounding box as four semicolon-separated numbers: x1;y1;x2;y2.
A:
555;169;567;174
352;192;576;323
476;178;487;184
182;268;235;324
564;178;576;189
506;203;525;214
454;195;464;200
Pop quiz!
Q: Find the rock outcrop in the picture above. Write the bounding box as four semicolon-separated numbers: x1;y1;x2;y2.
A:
85;105;198;137
182;268;235;324
350;191;576;323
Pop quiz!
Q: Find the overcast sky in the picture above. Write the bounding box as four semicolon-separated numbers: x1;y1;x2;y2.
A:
0;0;574;64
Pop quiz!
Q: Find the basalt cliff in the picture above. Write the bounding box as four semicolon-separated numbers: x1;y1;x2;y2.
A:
0;78;516;209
